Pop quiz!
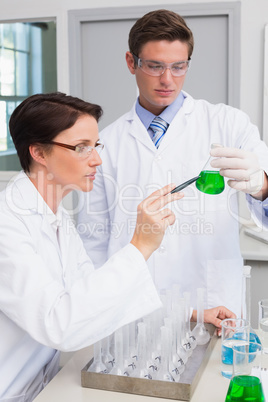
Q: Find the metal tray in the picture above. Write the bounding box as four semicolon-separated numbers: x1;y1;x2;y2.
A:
81;323;217;401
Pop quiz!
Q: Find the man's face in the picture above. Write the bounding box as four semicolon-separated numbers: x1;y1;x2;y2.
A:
126;40;189;115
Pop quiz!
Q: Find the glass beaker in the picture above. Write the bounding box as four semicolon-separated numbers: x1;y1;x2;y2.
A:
258;299;268;354
196;143;225;195
225;342;265;402
221;318;250;379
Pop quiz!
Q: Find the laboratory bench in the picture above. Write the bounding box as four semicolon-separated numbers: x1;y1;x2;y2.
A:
33;337;231;402
240;226;268;262
240;225;268;329
33;228;268;402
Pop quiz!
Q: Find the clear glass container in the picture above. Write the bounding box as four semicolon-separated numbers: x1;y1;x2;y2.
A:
192;288;210;345
196;143;225;195
241;265;261;345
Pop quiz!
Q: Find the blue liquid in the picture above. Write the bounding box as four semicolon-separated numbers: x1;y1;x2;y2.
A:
222;334;249;366
222;333;262;378
221;333;250;378
222;333;261;364
250;331;261;345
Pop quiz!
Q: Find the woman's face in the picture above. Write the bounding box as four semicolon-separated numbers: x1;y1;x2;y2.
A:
43;114;102;194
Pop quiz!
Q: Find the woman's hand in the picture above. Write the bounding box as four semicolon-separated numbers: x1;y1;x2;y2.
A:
191;306;236;336
130;184;183;260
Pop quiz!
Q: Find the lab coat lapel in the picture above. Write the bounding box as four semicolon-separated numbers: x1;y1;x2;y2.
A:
39;215;65;276
40;209;70;285
156;93;194;153
40;216;57;247
126;94;195;153
158;108;187;152
127;106;156;152
56;210;69;273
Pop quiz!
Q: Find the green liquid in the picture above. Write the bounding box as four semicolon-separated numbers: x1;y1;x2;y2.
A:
195;170;225;195
225;375;265;402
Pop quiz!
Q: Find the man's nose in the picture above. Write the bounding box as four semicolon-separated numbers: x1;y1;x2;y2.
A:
159;67;174;82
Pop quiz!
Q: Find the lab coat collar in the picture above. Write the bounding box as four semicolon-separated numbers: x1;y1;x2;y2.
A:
5;170;64;228
5;171;67;270
127;91;195;152
180;91;195;114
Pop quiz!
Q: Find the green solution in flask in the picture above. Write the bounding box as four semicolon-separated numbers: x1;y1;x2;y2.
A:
196;170;225;195
196;144;225;195
225;375;265;402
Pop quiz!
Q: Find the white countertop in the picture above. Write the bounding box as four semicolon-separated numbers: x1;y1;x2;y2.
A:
34;338;231;402
240;226;268;261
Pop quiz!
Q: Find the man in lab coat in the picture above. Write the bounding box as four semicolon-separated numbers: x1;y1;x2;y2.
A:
77;9;268;317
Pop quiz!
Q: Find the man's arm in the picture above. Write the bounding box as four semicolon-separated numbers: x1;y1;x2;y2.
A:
250;172;268;201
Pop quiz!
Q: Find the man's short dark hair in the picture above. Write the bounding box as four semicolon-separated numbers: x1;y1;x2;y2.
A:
128;9;194;60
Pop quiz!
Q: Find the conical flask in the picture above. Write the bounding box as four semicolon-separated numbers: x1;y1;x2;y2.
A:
196;143;225;195
191;288;210;345
241;265;261;345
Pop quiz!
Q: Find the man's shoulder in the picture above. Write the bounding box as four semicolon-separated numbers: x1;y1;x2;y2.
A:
186;92;240;113
100;108;135;139
185;94;247;120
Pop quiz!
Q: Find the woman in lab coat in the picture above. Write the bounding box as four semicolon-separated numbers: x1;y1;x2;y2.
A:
0;92;183;401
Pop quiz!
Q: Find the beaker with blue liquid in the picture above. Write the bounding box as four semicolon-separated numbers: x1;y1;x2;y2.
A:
221;318;250;379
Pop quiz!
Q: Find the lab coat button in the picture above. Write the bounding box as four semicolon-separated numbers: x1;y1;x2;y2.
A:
158;245;166;253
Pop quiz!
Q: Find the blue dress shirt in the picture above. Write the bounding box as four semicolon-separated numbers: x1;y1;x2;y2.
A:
135;92;185;140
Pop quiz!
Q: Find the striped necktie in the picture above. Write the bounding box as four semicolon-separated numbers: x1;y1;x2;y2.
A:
149;116;169;148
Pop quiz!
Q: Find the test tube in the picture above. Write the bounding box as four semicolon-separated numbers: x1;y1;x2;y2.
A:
171;306;188;366
164;317;182;381
179;299;193;357
183;292;197;350
122;324;135;372
101;335;114;372
142;314;158;375
129;321;137;362
155;326;174;382
109;328;129;376
130;322;152;379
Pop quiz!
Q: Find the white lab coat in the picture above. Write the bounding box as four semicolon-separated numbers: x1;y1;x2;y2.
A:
0;172;161;402
77;91;268;318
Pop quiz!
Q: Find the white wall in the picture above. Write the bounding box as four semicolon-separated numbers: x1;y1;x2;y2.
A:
1;0;268;136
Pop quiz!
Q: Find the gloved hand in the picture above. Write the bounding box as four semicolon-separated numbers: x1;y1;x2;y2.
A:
210;146;264;195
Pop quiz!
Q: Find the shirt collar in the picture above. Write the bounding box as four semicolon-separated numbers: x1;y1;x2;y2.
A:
135;91;185;130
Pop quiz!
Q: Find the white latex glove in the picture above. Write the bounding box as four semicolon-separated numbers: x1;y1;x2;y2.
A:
210;146;264;195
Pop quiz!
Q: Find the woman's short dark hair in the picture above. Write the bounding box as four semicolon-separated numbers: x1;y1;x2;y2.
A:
128;9;194;60
9;92;103;172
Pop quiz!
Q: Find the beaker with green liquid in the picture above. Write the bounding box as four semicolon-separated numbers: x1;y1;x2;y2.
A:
225;342;265;402
196;144;225;195
225;375;265;402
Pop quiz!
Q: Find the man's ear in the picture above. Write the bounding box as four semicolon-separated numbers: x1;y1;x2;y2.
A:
29;144;47;167
126;51;136;75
